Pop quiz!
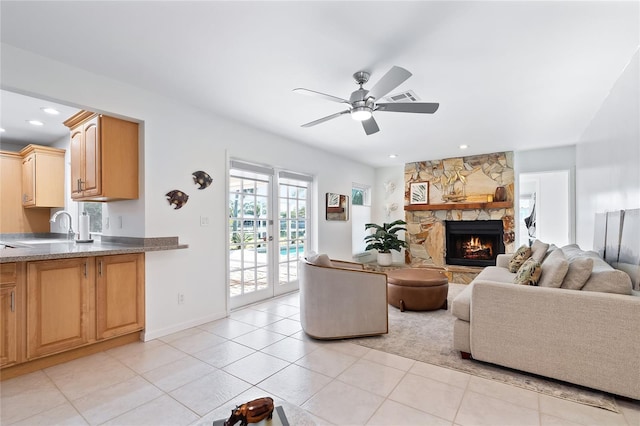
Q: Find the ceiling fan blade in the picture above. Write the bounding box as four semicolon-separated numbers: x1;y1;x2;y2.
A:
367;66;412;101
362;116;380;135
293;88;350;104
376;102;440;114
301;110;350;127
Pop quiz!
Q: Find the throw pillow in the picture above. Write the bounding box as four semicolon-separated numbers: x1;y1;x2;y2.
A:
538;249;569;288
513;257;542;286
509;245;532;273
307;253;333;267
530;239;550;263
560;257;593;290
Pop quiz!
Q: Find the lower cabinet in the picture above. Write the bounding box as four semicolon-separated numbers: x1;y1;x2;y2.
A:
1;263;21;367
27;258;93;359
21;253;144;362
96;253;145;340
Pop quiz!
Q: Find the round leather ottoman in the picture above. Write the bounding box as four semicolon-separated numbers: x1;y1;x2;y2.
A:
386;268;449;312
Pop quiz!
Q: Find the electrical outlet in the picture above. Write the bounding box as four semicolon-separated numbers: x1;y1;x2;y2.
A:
105;217;110;230
200;216;209;226
118;216;123;229
178;293;185;304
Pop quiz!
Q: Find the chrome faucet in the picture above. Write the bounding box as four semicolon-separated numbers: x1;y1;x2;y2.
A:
50;211;75;239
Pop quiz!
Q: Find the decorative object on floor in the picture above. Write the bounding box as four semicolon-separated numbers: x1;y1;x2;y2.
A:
222;397;275;426
351;283;619;413
165;190;189;209
494;185;507;202
409;181;429;204
364;220;408;266
325;192;349;221
214;404;289;426
192;170;212;189
387;268;448;311
294;65;439;135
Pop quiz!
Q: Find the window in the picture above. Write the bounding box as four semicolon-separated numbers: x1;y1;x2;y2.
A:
352;183;370;206
81;202;103;233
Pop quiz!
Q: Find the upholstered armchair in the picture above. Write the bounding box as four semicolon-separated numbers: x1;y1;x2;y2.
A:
298;256;388;339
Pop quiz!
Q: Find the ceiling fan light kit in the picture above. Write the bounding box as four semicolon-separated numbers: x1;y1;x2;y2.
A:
294;66;439;135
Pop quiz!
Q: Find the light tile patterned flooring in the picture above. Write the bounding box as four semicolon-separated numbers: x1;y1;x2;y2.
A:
1;291;638;425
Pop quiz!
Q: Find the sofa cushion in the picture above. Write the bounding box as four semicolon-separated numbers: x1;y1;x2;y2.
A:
509;245;532;272
451;282;473;322
530;239;550;263
560;256;593;290
538;249;569;288
476;265;517;282
307;253;333;267
580;251;632;295
514;258;542;285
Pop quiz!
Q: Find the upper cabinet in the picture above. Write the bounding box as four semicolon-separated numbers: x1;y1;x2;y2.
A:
18;145;65;208
64;111;139;202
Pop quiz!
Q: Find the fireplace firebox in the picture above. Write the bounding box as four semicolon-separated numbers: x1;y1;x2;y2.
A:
445;220;505;267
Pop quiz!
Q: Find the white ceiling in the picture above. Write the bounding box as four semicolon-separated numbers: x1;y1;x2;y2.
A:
1;1;638;167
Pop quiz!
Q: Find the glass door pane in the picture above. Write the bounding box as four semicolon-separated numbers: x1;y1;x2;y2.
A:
276;178;309;295
229;171;272;308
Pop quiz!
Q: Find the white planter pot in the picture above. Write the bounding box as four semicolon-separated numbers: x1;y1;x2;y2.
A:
377;252;393;266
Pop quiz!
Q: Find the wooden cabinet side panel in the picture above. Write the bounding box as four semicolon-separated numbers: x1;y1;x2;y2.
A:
33;152;65;207
26;259;92;359
96;254;144;340
100;116;138;199
0;153;50;233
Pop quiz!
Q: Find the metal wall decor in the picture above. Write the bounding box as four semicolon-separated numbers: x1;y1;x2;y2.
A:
192;170;212;190
166;190;189;209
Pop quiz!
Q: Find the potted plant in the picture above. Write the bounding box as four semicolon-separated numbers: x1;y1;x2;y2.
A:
364;219;408;266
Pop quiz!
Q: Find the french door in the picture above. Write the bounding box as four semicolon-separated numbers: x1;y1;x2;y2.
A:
228;161;311;309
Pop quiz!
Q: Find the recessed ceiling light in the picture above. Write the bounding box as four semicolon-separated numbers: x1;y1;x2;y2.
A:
389;154;398;159
27;120;44;126
459;144;468;150
41;107;60;115
0;128;5;133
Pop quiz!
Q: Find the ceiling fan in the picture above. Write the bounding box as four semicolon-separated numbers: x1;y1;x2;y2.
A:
293;66;439;135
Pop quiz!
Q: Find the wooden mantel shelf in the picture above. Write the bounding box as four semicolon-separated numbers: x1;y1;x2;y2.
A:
405;201;513;211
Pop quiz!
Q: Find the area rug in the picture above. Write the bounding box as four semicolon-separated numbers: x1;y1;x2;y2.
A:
351;283;619;413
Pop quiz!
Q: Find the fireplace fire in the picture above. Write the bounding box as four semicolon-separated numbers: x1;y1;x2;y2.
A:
445;220;504;267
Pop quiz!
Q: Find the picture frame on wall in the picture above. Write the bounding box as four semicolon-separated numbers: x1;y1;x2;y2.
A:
410;182;429;204
326;192;349;221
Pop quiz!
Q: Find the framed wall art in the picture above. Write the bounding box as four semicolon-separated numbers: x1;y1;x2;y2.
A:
410;182;430;204
326;192;349;221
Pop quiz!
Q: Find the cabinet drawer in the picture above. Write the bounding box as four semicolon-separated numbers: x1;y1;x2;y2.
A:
0;263;17;284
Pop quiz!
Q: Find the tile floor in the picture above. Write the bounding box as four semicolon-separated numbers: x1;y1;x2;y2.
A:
1;291;638;426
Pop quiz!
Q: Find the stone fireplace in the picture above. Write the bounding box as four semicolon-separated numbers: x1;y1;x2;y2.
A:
404;152;515;281
445;220;504;267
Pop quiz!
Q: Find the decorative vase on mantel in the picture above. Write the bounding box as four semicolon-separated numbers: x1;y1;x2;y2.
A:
377;252;393;266
494;186;507;202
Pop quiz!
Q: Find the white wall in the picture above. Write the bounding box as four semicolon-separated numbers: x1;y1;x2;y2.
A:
1;44;374;339
576;49;640;250
372;166;406;263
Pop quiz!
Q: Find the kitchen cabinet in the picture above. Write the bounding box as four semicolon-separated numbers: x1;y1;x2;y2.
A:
96;253;145;340
64;110;139;201
26;258;94;359
0;263;22;368
19;145;66;208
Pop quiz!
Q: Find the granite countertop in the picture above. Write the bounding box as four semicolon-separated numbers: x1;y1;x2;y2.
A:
0;233;187;263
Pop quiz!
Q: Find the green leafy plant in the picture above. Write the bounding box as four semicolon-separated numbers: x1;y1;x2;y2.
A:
364;220;408;253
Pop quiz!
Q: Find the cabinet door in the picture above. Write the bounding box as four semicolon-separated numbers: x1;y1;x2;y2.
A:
96;254;144;340
27;258;92;359
70;127;84;199
21;154;35;206
82;118;101;197
0;286;17;367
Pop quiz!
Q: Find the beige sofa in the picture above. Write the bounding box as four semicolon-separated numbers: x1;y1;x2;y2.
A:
452;246;640;399
299;256;388;339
